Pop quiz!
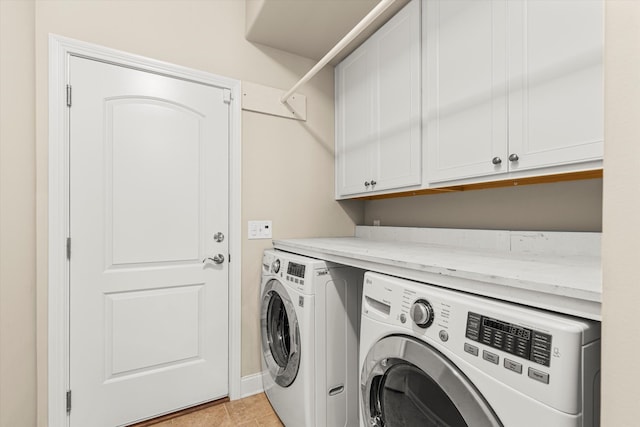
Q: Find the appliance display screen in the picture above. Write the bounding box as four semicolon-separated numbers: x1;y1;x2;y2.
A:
482;318;531;340
287;262;306;278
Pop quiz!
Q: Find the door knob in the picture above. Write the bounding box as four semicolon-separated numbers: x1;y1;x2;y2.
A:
214;232;224;242
509;153;519;162
492;157;502;165
202;254;225;264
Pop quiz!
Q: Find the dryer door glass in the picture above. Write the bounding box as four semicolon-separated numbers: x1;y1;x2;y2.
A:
267;293;291;368
374;362;466;426
362;336;502;427
260;279;301;387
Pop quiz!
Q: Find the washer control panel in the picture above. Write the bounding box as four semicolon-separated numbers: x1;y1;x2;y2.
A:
466;312;552;367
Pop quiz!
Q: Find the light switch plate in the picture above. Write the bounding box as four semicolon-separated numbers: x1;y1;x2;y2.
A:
248;220;272;239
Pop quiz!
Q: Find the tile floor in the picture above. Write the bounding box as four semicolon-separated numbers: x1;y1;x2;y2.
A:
149;393;283;427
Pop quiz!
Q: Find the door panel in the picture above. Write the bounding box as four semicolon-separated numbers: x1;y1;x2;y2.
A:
69;56;229;426
336;47;375;196
105;285;204;378
425;0;508;183
507;0;604;170
107;98;202;265
375;0;421;191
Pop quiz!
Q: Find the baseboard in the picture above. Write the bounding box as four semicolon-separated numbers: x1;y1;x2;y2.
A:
239;372;264;399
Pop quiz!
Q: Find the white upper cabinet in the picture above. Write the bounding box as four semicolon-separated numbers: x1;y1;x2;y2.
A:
424;0;508;182
425;0;603;184
507;0;604;172
336;0;421;197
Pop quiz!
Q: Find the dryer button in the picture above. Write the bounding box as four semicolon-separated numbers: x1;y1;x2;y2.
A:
464;343;479;356
483;350;499;365
528;368;550;384
439;330;449;342
504;358;523;374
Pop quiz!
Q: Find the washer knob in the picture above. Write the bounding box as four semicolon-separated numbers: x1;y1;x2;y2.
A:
272;259;281;274
410;299;434;328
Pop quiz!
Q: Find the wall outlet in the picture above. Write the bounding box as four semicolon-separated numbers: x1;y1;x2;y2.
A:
248;220;272;239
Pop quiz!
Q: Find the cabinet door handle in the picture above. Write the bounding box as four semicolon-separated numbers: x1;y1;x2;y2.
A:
364;181;371;188
370;180;377;186
509;153;519;162
492;157;502;165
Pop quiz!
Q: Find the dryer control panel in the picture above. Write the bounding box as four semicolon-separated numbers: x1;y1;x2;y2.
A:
465;313;552;367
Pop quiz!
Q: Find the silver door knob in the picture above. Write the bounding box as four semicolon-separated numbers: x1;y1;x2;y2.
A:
214;232;224;242
364;181;371;188
370;180;377;186
492;157;502;165
202;254;225;264
509;153;519;162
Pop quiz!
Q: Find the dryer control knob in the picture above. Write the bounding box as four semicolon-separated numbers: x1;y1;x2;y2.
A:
272;259;281;274
410;299;434;328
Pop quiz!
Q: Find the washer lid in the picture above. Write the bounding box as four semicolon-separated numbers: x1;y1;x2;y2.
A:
260;278;301;387
361;335;502;427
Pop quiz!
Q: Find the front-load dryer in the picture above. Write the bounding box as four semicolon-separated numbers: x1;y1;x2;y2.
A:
359;271;601;427
261;249;363;426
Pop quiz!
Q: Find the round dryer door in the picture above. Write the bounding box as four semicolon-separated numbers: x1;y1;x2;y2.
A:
261;279;301;387
361;336;503;427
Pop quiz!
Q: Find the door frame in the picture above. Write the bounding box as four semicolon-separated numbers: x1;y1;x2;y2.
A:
48;35;243;427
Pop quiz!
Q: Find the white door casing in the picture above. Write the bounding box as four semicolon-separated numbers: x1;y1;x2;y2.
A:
48;36;242;427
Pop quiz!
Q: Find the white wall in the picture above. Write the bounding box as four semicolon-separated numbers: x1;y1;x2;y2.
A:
364;179;602;231
0;2;37;426
601;1;640;425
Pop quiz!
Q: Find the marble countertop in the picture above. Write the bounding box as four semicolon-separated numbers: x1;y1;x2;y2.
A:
273;227;602;320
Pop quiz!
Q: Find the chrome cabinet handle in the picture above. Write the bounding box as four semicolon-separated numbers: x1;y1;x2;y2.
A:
202;254;225;264
492;157;502;165
213;232;224;242
370;180;377;186
509;153;519;162
364;181;371;188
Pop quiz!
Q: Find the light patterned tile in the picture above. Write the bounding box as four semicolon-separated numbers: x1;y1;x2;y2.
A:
256;414;284;427
145;393;279;427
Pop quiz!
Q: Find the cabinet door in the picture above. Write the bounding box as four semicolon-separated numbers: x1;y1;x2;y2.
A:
373;0;422;191
425;0;508;183
336;45;375;196
507;0;604;171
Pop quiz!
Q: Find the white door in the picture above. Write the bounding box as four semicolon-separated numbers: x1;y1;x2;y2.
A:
68;56;229;426
374;0;421;192
336;45;375;197
425;0;508;183
507;0;604;171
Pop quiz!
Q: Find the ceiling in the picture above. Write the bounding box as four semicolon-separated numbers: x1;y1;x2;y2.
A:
245;0;410;65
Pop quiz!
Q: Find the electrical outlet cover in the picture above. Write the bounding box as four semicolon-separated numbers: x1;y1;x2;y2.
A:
248;220;272;239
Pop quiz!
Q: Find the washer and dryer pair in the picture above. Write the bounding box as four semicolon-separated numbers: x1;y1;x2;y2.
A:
359;271;601;427
260;249;363;427
260;249;601;427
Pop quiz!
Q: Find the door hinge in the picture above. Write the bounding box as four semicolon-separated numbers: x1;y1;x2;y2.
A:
228;253;231;263
66;237;71;260
223;89;232;104
66;390;72;413
66;84;72;107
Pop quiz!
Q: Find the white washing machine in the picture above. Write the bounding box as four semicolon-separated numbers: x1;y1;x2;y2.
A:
261;249;363;426
359;272;601;427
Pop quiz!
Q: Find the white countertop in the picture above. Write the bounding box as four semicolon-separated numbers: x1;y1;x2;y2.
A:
273;227;602;321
